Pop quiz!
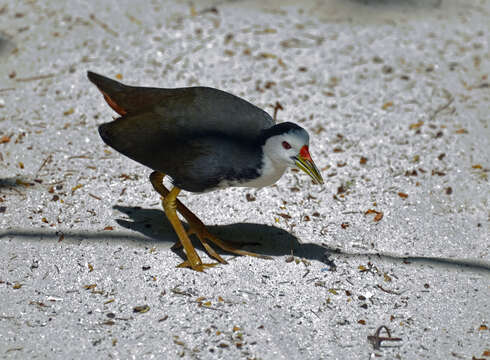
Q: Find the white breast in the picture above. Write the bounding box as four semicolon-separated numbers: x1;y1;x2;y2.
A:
216;154;287;189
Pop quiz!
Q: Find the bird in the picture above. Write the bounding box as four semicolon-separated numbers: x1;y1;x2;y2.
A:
87;71;323;271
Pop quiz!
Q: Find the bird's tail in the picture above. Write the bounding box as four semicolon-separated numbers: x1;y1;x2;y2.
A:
87;71;128;115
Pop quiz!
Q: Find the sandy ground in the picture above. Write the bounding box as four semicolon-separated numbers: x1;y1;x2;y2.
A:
0;0;489;359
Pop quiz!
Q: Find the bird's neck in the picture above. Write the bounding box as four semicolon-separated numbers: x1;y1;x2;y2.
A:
240;151;287;189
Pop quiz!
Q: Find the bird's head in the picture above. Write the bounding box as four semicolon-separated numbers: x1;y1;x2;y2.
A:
261;122;324;185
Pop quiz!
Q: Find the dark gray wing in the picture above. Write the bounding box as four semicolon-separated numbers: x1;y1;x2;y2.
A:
151;86;275;139
98;111;201;174
99;112;263;192
88;71;275;139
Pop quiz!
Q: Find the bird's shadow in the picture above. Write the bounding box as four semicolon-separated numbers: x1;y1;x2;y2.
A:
346;0;442;9
1;204;486;274
113;205;331;264
114;205;490;274
0;32;15;56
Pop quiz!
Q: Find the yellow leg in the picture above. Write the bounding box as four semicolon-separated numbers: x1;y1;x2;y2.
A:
161;186;217;272
150;172;227;264
150;171;271;263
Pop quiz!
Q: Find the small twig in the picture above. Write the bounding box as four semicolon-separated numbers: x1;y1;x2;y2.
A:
36;154;52;175
89;14;118;36
68;154;92;160
367;325;402;350
198;304;228;313
272;101;283;121
236;289;259;296
88;193;102;200
310;309;320;319
430;96;454;121
198;6;219;15
376;284;402;295
15;74;55;82
7;186;25;197
171;288;192;297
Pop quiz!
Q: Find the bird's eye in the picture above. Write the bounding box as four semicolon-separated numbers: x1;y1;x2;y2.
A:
282;141;291;150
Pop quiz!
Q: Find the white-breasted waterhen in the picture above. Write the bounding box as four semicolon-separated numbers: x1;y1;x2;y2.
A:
87;71;323;271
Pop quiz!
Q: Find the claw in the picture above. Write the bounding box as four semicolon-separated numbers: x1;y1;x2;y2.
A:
187;221;271;260
177;260;218;272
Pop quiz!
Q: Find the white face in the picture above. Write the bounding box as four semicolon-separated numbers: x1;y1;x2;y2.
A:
263;129;310;166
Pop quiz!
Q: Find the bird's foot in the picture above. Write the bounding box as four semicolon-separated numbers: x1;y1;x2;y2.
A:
176;260;218;272
171;241;219;271
187;225;228;264
187;221;272;260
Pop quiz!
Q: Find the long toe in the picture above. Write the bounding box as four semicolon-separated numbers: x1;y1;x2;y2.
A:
176;260;219;272
187;227;228;264
189;223;272;260
209;235;273;259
